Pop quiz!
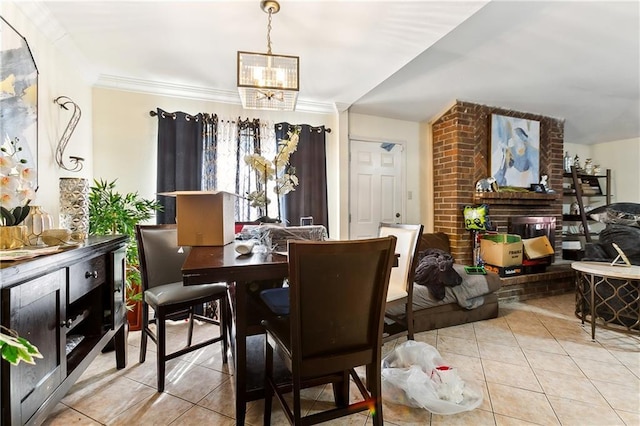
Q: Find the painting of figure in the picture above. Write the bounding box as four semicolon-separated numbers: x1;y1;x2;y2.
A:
490;114;540;188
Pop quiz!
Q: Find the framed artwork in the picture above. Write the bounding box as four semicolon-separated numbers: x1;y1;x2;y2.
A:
490;114;540;188
0;16;38;185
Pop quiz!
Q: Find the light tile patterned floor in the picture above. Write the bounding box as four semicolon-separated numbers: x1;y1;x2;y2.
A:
43;294;640;425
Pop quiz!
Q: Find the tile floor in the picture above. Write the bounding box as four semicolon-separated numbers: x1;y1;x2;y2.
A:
43;293;639;425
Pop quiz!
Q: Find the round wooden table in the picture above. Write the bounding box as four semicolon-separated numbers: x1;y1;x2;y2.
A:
572;261;640;340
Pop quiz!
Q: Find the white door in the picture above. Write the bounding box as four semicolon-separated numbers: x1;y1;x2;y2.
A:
349;140;404;239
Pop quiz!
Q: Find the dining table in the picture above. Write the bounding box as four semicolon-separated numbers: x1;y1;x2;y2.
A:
181;243;288;425
181;239;400;425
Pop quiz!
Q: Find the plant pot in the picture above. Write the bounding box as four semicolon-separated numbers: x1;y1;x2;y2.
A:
127;300;143;331
0;225;28;249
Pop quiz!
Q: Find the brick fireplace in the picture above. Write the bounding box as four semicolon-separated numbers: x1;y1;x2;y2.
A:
431;101;572;301
432;100;565;266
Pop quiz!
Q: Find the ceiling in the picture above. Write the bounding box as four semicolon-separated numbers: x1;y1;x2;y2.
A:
21;0;639;145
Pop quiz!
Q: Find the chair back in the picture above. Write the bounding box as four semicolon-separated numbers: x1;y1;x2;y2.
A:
378;223;424;301
136;224;191;290
287;236;396;374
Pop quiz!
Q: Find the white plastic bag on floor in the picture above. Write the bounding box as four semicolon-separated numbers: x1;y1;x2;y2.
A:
381;340;483;415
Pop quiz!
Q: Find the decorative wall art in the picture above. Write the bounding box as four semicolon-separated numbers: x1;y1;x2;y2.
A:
0;17;38;184
490;114;540;188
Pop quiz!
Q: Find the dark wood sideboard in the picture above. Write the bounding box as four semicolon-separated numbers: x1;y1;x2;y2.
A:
0;235;129;425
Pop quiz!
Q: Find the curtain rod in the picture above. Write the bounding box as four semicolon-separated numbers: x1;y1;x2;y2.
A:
149;110;331;133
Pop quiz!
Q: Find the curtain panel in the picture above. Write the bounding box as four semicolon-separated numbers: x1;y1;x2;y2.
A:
155;108;203;224
276;122;329;232
155;112;328;228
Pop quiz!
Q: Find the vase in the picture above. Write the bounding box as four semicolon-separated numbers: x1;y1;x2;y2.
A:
24;205;53;246
59;178;90;241
0;225;28;250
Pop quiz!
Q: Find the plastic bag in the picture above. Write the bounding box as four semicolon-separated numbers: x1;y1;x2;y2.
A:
381;340;483;415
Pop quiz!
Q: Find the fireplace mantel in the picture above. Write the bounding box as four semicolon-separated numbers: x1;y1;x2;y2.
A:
473;191;560;206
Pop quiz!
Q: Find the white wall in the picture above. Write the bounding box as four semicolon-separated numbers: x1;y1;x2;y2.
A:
2;2;94;225
347;112;422;229
565;138;640;203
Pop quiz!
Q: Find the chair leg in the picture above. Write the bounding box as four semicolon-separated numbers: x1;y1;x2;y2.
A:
332;371;350;407
157;311;166;392
187;307;195;347
406;301;415;340
139;301;149;364
263;339;273;425
370;364;384;426
220;298;229;364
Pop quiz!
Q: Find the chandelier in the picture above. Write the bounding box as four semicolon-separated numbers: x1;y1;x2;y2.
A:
237;0;299;111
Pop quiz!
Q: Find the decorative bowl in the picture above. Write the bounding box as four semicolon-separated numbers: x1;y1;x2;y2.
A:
41;229;72;246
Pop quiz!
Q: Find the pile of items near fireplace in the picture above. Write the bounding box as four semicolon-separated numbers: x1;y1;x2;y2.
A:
480;233;555;277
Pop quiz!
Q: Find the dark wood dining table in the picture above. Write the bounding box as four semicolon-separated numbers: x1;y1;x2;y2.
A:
181;243;288;425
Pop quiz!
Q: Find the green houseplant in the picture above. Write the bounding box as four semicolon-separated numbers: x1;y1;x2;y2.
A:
88;179;162;329
1;325;42;366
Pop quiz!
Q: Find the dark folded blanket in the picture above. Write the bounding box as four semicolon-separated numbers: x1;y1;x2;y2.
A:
414;248;462;300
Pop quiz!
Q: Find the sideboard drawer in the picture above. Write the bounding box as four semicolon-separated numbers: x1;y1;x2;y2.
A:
68;255;107;303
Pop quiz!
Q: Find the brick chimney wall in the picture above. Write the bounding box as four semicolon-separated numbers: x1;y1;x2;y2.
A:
432;101;565;265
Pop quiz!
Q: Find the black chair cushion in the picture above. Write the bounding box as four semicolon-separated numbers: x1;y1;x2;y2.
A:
260;287;290;315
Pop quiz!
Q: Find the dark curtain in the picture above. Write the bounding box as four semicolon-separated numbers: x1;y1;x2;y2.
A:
155;108;203;224
276;122;328;232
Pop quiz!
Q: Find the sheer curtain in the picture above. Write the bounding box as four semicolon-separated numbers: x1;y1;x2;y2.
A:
276;122;328;231
201;117;272;221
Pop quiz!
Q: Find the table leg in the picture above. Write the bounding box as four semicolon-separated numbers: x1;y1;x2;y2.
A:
114;323;128;369
589;273;596;340
231;281;248;426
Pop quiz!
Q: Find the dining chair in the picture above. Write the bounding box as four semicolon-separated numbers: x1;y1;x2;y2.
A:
378;222;424;341
262;236;397;425
135;224;229;392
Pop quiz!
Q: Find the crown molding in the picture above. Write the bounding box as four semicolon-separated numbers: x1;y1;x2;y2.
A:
95;75;339;115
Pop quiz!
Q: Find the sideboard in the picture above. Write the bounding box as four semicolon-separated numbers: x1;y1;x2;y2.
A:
0;235;129;425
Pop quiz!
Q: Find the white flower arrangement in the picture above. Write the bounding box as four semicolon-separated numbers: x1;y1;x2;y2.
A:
0;137;37;226
244;127;300;218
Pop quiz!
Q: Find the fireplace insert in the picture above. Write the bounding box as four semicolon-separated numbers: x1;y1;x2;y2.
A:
509;216;556;263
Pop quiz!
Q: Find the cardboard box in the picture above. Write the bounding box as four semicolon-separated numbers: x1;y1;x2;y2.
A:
484;263;523;278
480;234;523;267
162;191;236;246
523;235;555;260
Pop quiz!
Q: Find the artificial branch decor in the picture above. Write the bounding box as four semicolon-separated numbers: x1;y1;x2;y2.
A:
0;137;36;226
244;127;299;221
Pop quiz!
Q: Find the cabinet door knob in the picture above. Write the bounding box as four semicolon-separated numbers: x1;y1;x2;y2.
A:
85;271;98;279
61;318;73;328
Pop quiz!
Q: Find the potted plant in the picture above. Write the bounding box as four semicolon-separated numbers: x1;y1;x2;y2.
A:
88;179;162;330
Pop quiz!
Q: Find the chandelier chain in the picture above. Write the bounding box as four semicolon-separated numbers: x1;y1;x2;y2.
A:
266;8;273;55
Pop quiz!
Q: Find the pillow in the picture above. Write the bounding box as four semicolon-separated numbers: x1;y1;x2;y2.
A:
589;202;640;222
419;232;451;253
604;208;640;228
463;204;492;231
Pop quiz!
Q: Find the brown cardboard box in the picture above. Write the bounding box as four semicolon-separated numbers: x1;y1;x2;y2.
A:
162;191;237;246
480;234;523;267
523;235;555;259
